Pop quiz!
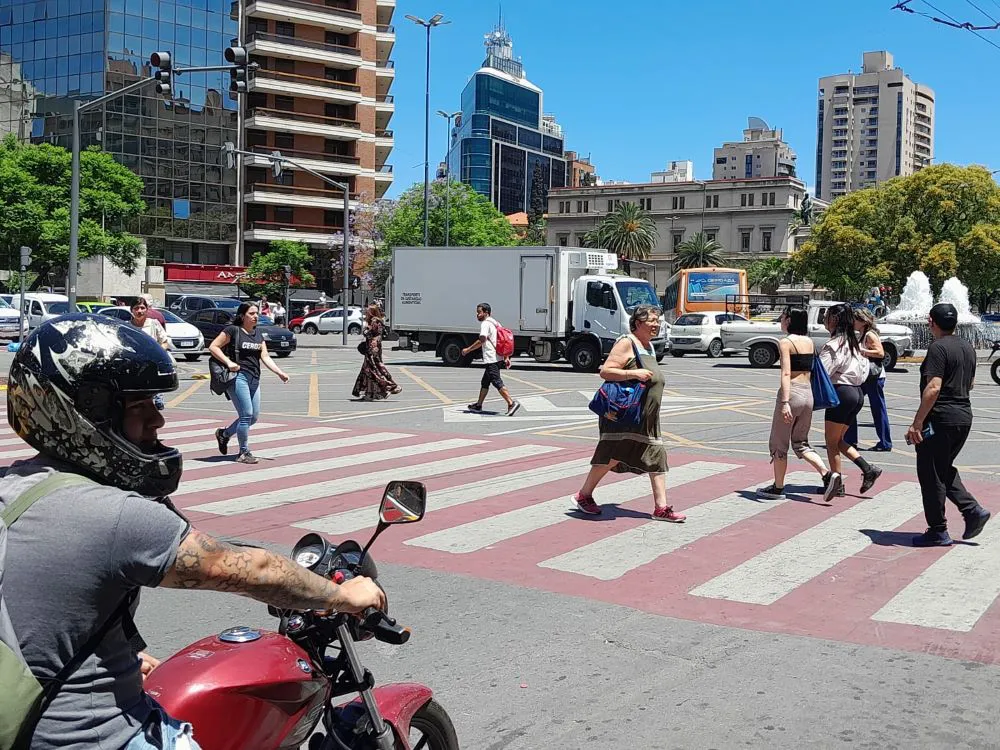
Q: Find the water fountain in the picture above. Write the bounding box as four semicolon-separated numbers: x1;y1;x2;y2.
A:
882;271;995;349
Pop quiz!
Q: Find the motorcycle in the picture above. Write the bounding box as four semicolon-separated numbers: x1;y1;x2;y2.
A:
990;340;1000;386
144;481;459;750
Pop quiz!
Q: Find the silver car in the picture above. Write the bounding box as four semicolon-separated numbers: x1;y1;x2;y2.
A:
300;307;364;335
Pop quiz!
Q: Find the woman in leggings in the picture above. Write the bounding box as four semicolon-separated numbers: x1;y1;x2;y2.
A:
758;307;839;502
845;307;893;452
820;304;883;497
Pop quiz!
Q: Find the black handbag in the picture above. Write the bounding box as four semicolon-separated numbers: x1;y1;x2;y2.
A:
209;329;240;395
357;340;369;355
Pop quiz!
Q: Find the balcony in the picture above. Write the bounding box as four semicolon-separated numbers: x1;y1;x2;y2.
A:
246;31;362;67
374;164;393;179
375;60;395;77
249;68;362;104
246;144;364;176
246;106;363;140
375;23;395;56
245;183;362;210
244;0;363;33
245;218;366;247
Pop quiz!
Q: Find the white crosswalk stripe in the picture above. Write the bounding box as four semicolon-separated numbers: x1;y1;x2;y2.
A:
691;482;921;605
0;418;225;447
537;472;816;580
407;461;743;555
872;513;1000;632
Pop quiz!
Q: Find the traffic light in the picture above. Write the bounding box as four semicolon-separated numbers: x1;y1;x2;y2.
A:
225;46;249;94
19;246;31;270
270;151;283;179
221;141;236;170
150;51;172;98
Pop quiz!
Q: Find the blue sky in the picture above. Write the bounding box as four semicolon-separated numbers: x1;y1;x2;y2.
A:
386;0;1000;198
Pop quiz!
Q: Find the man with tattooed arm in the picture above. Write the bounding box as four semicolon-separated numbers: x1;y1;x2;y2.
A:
0;315;384;750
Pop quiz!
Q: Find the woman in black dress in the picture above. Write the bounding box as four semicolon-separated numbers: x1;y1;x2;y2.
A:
353;305;402;401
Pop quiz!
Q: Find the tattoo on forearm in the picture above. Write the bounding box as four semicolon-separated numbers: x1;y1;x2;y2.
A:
164;531;338;610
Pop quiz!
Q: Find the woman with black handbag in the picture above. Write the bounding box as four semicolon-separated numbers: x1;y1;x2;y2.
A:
572;304;685;522
352;305;401;402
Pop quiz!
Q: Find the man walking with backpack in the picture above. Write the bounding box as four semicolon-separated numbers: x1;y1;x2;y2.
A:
462;302;521;416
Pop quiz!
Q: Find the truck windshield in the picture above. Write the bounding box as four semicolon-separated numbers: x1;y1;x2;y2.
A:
616;281;660;313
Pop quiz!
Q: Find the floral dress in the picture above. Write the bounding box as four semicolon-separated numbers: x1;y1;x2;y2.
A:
352;319;401;401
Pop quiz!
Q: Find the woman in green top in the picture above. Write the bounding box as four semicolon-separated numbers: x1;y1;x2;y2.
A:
573;304;686;522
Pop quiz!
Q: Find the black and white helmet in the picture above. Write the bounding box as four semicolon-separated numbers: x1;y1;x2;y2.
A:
6;314;182;496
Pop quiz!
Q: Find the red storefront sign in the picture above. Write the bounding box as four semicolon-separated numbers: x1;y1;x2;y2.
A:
163;263;308;285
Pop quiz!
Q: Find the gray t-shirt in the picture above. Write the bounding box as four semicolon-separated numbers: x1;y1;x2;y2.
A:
0;457;189;750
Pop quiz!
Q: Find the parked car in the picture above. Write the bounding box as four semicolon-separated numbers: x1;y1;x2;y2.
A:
206;297;243;312
0;296;26;339
166;294;222;316
98;306;206;361
669;311;747;358
10;293;76;330
288;307;333;333
76;301;112;314
301;307;364;335
185;308;296;357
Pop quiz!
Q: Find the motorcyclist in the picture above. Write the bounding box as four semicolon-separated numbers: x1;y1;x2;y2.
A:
0;314;385;750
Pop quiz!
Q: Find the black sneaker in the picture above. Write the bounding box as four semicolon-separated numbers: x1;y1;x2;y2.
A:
823;472;844;503
963;507;991;541
236;452;259;465
215;428;230;456
757;484;785;500
467;403;482;412
912;528;953;547
507;401;522;417
860;466;883;495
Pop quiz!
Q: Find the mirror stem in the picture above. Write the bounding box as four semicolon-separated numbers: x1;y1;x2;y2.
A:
359;522;387;566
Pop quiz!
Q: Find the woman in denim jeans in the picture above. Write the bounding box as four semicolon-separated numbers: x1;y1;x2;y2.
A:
209;303;290;464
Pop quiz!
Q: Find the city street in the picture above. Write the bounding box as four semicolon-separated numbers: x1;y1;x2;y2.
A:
3;344;1000;747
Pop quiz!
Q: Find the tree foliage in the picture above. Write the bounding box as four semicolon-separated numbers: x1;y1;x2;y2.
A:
239;240;316;301
583;201;658;272
379;180;518;249
744;257;789;294
0;134;146;275
791;164;1000;304
675;232;726;270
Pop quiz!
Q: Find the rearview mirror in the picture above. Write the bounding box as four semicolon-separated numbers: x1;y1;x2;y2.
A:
379;481;426;525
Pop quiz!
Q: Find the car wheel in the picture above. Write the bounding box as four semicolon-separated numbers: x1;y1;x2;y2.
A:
291;325;302;334
670;350;685;358
569;341;600;373
707;338;724;358
348;324;362;335
276;352;291;358
183;354;201;362
749;343;779;368
882;344;898;372
303;323;318;335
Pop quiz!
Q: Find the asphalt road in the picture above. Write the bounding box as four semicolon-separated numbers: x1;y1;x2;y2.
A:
5;344;1000;748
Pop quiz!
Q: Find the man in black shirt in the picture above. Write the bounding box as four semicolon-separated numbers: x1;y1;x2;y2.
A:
907;303;990;546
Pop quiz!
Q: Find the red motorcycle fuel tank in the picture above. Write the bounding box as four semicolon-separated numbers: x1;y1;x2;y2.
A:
144;626;328;750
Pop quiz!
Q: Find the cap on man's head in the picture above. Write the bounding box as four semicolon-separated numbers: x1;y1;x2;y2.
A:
929;302;958;332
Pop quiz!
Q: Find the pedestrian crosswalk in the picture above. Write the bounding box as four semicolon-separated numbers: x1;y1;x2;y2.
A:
1;411;998;660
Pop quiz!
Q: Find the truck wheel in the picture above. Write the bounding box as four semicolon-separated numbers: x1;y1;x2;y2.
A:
440;337;466;367
748;343;779;368
707;338;724;358
992;359;1000;386
882;344;898;372
569;341;600;373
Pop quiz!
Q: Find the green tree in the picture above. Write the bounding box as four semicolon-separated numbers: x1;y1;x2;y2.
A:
239;240;316;301
0;134;145;275
745;257;789;294
583;201;658;273
675;232;726;270
522;163;548;246
958;223;1000;312
792;164;1000;302
380;180;518;248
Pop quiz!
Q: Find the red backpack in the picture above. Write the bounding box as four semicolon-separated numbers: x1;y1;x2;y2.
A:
493;320;514;358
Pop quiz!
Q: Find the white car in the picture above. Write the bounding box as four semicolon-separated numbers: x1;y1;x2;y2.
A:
0;297;26;339
300;307;364;335
669;310;747;358
98;306;206;361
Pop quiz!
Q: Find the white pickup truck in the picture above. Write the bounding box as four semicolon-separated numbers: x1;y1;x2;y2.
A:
720;300;914;370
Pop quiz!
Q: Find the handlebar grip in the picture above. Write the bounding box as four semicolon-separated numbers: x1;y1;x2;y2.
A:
361;607;411;645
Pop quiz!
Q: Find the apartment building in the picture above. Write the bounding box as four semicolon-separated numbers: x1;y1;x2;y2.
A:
651;160;694;183
241;0;394;281
816;51;934;202
565;150;596;187
713;119;796;181
547;177;808;292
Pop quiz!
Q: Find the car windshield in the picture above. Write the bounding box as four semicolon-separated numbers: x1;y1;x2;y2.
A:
47;302;78;314
158;309;183;324
675;314;706;326
212;298;242;310
259;315;274;325
615;281;660;313
0;298;11;309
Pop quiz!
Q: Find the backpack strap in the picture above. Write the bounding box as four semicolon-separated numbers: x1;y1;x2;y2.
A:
2;473;95;528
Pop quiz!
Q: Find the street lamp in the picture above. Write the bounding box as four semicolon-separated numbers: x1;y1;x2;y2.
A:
283;264;292;328
406;13;449;247
437;109;460;246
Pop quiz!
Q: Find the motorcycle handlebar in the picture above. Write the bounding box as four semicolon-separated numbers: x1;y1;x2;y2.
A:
361;607;411;645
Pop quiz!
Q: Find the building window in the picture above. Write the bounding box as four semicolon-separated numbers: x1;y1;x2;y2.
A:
748;193;754;207
274;170;293;186
706;231;717;242
672;233;683;250
671;196;685;210
761;192;768;206
274;95;295;112
762;231;772;252
274;132;294;150
607;199;614;212
323;209;344;227
740;193;747;207
275;21;295;37
769;191;776;206
576;200;588;213
557;235;568;246
273;206;294;225
639;197;652;210
741;231;751;252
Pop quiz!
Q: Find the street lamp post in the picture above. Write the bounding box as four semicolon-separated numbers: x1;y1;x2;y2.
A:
405;13;449;247
283;264;291;329
436;109;460;246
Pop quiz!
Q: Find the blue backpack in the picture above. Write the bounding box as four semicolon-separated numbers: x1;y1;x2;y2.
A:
588;338;648;425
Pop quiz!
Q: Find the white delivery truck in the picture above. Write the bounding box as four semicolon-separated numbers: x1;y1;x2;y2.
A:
388;246;668;372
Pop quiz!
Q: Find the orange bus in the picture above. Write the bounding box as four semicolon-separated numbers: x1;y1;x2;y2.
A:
661;267;748;323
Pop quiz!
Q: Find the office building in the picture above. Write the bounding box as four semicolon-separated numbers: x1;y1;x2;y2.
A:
242;0;395;290
447;21;566;216
816;51;934;201
547;176;808;291
713;119;796;181
651;160;694;183
565;150;596;187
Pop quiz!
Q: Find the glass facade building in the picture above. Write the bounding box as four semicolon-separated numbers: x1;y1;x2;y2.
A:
448;23;565;216
0;0;239;264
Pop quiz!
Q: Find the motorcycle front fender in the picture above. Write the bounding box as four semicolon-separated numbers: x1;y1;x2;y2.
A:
338;683;433;750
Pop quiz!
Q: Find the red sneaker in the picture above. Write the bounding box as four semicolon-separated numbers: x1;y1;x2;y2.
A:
652;506;686;523
574;493;601;515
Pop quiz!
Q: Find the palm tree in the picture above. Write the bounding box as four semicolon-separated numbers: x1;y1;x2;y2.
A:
675;232;726;270
584;202;658;273
747;257;789;294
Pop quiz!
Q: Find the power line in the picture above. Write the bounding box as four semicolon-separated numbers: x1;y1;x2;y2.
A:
966;0;999;22
892;0;1000;51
